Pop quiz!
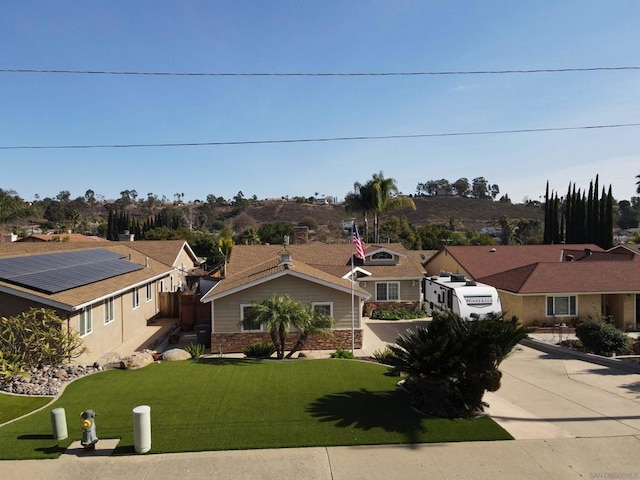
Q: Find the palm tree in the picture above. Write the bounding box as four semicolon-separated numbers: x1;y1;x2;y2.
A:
636;174;640;194
285;305;334;358
344;182;375;242
368;172;416;243
248;294;306;359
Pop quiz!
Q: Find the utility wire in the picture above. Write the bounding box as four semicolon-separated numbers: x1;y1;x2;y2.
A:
1;66;639;77
1;123;638;150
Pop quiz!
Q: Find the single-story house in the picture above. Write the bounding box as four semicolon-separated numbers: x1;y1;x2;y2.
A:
200;242;426;352
424;244;640;330
0;240;201;364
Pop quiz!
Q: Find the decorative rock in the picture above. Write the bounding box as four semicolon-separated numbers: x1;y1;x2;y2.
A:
53;369;68;380
298;352;315;359
120;352;155;370
162;349;192;362
94;352;122;370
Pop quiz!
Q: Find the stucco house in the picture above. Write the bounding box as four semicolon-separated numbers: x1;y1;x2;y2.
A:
200;242;426;352
424;244;640;330
0;240;201;364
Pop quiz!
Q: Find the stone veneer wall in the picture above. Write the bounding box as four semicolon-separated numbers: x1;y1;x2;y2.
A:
364;301;422;317
211;329;362;354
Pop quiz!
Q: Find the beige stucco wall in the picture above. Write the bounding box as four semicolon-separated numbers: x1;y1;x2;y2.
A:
424;251;472;278
211;275;362;333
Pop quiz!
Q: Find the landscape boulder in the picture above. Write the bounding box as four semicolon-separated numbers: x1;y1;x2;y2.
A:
120;352;155;370
94;352;122;370
162;348;192;361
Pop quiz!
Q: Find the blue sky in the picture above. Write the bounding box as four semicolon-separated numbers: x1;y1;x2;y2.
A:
1;1;639;204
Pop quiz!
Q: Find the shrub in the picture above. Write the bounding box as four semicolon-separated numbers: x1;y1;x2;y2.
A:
330;348;355;359
575;321;631;357
0;308;86;371
185;343;205;358
243;342;276;359
372;346;397;364
370;308;424;320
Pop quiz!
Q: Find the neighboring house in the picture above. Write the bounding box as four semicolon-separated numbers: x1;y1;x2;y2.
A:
0;240;201;364
200;242;426;353
15;233;108;243
424;244;640;330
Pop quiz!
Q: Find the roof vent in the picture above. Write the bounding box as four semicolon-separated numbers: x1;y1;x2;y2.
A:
465;280;477;286
584;248;592;256
439;271;451;277
278;252;293;266
566;254;574;262
451;274;466;282
490;248;496;253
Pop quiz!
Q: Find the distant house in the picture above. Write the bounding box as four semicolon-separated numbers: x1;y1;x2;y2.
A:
0;240;202;364
200;242;426;353
424;244;640;330
16;233;108;243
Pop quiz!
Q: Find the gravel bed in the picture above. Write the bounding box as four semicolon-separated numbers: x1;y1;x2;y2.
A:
0;364;99;397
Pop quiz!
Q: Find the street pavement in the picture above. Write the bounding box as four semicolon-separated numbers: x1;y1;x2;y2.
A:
2;319;640;479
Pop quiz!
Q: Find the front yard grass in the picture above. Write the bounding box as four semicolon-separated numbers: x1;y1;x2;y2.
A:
0;393;51;425
0;358;511;459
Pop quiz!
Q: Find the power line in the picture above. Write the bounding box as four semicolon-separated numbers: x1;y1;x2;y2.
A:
1;122;638;151
1;66;639;77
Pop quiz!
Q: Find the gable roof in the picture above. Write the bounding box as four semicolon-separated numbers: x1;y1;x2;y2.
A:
428;244;605;279
227;243;425;280
126;240;202;268
202;255;369;302
479;256;640;294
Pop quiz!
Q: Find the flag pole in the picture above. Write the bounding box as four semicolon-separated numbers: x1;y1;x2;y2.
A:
351;234;355;354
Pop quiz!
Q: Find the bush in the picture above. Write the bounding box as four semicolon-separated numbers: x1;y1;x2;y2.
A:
372;346;398;364
330;348;355;359
0;308;86;372
185;343;205;358
575;321;632;357
243;342;276;359
370;308;424;320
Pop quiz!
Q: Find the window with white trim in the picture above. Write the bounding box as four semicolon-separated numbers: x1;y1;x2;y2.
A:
546;296;577;316
376;282;400;301
240;304;262;331
312;302;333;317
146;283;152;302
104;298;115;325
79;306;92;337
132;288;140;309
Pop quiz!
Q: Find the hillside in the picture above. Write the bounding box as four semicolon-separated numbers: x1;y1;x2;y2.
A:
228;196;544;232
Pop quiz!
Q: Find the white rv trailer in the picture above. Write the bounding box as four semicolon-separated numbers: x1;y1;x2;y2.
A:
423;272;502;320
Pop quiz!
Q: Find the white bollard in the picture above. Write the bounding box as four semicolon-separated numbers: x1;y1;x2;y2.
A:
133;405;151;453
50;407;68;440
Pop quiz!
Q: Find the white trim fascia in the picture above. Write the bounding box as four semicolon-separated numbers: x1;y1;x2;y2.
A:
342;267;373;280
363;276;423;282
205;269;370;302
365;246;407;258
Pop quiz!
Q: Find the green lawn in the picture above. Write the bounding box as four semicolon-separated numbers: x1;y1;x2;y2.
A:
0;393;51;425
0;358;511;459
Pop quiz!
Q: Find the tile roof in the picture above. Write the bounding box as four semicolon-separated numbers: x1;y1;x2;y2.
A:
478;256;640;294
16;234;108;243
432;244;605;279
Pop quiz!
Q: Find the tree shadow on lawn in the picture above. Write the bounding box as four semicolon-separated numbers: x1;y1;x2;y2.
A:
307;388;426;447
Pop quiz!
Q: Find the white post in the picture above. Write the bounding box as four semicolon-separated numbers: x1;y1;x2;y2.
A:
50;408;68;440
133;405;151;453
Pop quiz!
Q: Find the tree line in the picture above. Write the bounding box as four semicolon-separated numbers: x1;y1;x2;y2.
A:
415;177;501;200
543;176;614;249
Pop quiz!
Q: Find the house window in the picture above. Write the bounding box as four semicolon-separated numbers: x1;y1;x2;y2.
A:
371;252;393;260
312;302;333;317
132;288;140;309
146;283;152;302
241;305;262;331
546;296;577;316
376;282;400;301
158;280;164;292
79;306;92;337
104;298;115;325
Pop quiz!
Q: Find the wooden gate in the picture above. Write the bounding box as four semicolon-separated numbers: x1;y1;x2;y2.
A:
158;292;179;318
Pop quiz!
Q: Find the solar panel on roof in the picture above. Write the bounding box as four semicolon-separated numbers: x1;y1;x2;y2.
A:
0;249;144;294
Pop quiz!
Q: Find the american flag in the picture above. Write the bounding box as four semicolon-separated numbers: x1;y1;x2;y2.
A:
352;222;365;260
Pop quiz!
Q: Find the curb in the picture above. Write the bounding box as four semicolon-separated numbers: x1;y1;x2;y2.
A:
521;338;640;373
